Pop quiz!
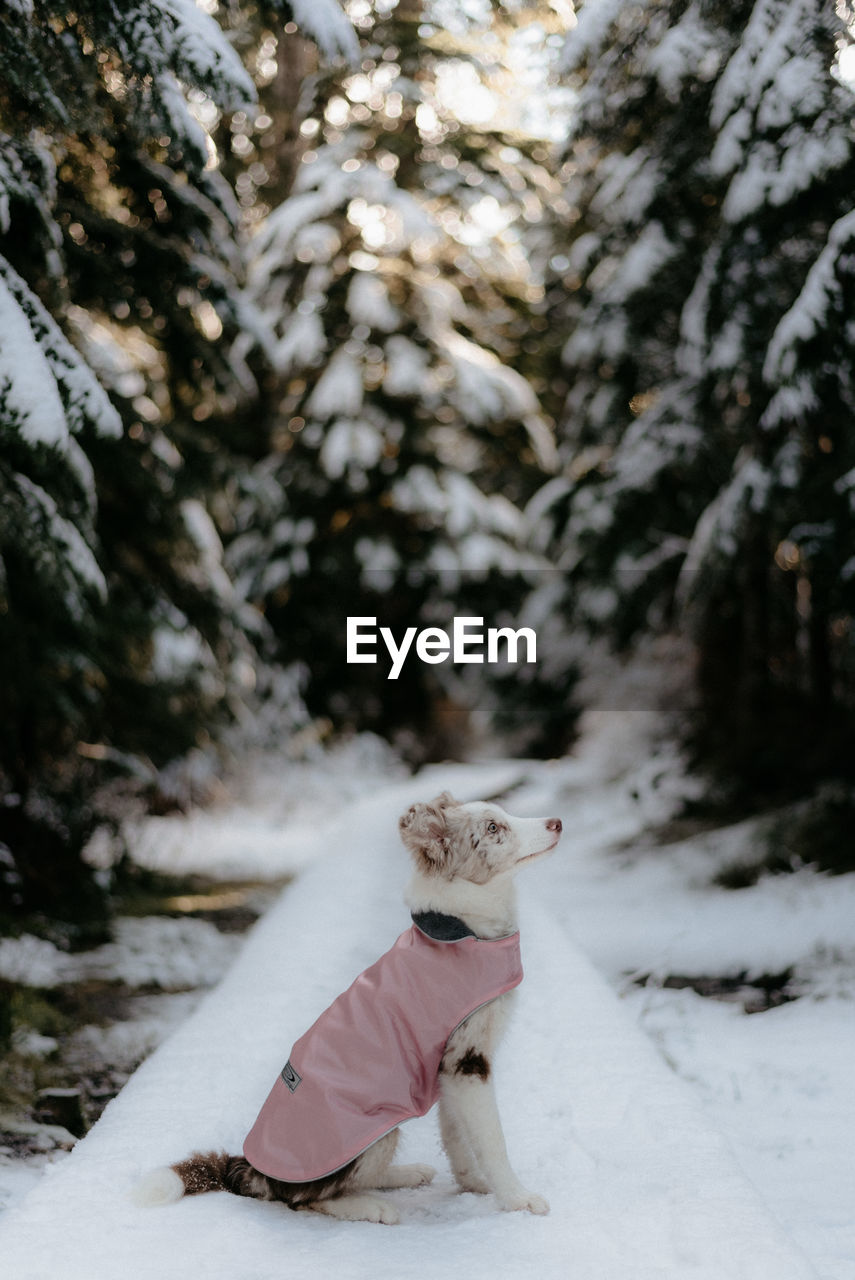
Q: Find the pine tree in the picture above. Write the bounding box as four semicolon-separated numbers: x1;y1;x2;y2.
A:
759;207;855;728
0;1;355;915
674;0;855;779
540;0;855;788
222;0;561;747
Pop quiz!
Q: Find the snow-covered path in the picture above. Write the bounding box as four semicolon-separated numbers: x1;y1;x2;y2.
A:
0;755;819;1280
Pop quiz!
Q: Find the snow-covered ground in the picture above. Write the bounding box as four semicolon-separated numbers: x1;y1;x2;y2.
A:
0;714;852;1279
0;917;242;1217
515;712;855;1280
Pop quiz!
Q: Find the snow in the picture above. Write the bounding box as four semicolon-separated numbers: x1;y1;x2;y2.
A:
600;221;677;303
293;220;341;265
610;403;702;494
272;309;327;374
836;466;855;502
150;613;218;687
562;316;605;363
320;418;384;481
0;746;821;1280
535;804;855;991
67;991;204;1076
155;0;255;111
391;467;525;552
305;347;364;418
0;260;122;447
251;151;435;287
355;537;400;586
642;4;723;98
153;70;212;170
0;918;237;992
709;0;852;221
629;992;855;1280
764;209;855;384
180;499;234;602
0;271;68;449
712;0;812;136
0;914;238;1221
240;124;551;553
761;380;822;430
720;132;850;224
347;271;400;332
3;706;849;1274
678;449;772;580
677;246;718;378
382;335;433;398
287;0;359;61
251;191;337;273
66;309;152;399
3;707;853;1277
443;332;539;424
0;1152;65;1226
524;475;573;549
589;149;660;225
514;712;855;1280
125;733;410;881
14;474;107;610
561;0;626;72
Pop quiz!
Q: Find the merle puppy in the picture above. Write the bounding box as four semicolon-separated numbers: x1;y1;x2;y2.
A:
135;792;562;1224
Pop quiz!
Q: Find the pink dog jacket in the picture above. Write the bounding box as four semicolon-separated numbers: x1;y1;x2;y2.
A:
243;914;523;1182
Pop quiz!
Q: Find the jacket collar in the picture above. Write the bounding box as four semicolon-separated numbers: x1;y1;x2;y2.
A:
410;910;477;941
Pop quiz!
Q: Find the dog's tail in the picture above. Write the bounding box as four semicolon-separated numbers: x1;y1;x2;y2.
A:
132;1151;260;1207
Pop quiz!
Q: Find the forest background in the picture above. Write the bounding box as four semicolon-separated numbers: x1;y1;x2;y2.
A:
1;0;854;931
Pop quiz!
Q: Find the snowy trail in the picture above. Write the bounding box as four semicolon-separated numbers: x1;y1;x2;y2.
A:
0;760;819;1279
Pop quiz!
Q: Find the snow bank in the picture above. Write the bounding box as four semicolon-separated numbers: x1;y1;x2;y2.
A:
126;753;522;881
0;917;238;990
0;765;816;1280
626;986;855;1280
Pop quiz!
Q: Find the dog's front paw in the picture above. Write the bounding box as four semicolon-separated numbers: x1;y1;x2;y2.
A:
456;1173;491;1195
370;1199;401;1225
316;1193;401;1224
356;1195;401;1225
524;1191;550;1216
499;1189;550;1215
397;1163;437;1187
379;1162;436;1189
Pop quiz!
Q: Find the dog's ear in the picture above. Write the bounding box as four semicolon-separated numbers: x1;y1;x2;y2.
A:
432;791;457;811
399;796;456;873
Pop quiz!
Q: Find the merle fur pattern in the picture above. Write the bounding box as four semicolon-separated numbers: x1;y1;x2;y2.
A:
157;792;562;1224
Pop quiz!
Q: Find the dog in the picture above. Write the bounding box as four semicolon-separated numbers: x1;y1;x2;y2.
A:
134;792;562;1225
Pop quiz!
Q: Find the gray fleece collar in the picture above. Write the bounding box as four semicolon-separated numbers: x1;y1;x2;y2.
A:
410;910;477;941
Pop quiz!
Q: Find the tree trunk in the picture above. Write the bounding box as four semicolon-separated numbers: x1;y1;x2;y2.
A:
267;32;316;206
737;522;770;741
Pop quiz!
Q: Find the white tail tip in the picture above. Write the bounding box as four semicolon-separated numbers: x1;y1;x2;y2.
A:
132;1167;185;1207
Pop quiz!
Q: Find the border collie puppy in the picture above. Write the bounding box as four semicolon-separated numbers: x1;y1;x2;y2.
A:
135;793;562;1225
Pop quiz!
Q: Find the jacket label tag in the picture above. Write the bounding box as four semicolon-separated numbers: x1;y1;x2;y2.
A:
281;1060;302;1093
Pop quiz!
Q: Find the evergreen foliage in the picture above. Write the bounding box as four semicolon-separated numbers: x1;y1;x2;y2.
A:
541;0;855;789
0;1;353;914
220;0;566;747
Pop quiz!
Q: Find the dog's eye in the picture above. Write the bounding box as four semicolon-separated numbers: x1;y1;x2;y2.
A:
487;822;498;834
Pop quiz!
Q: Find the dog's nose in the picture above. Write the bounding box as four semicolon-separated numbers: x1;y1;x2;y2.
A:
546;818;562;833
